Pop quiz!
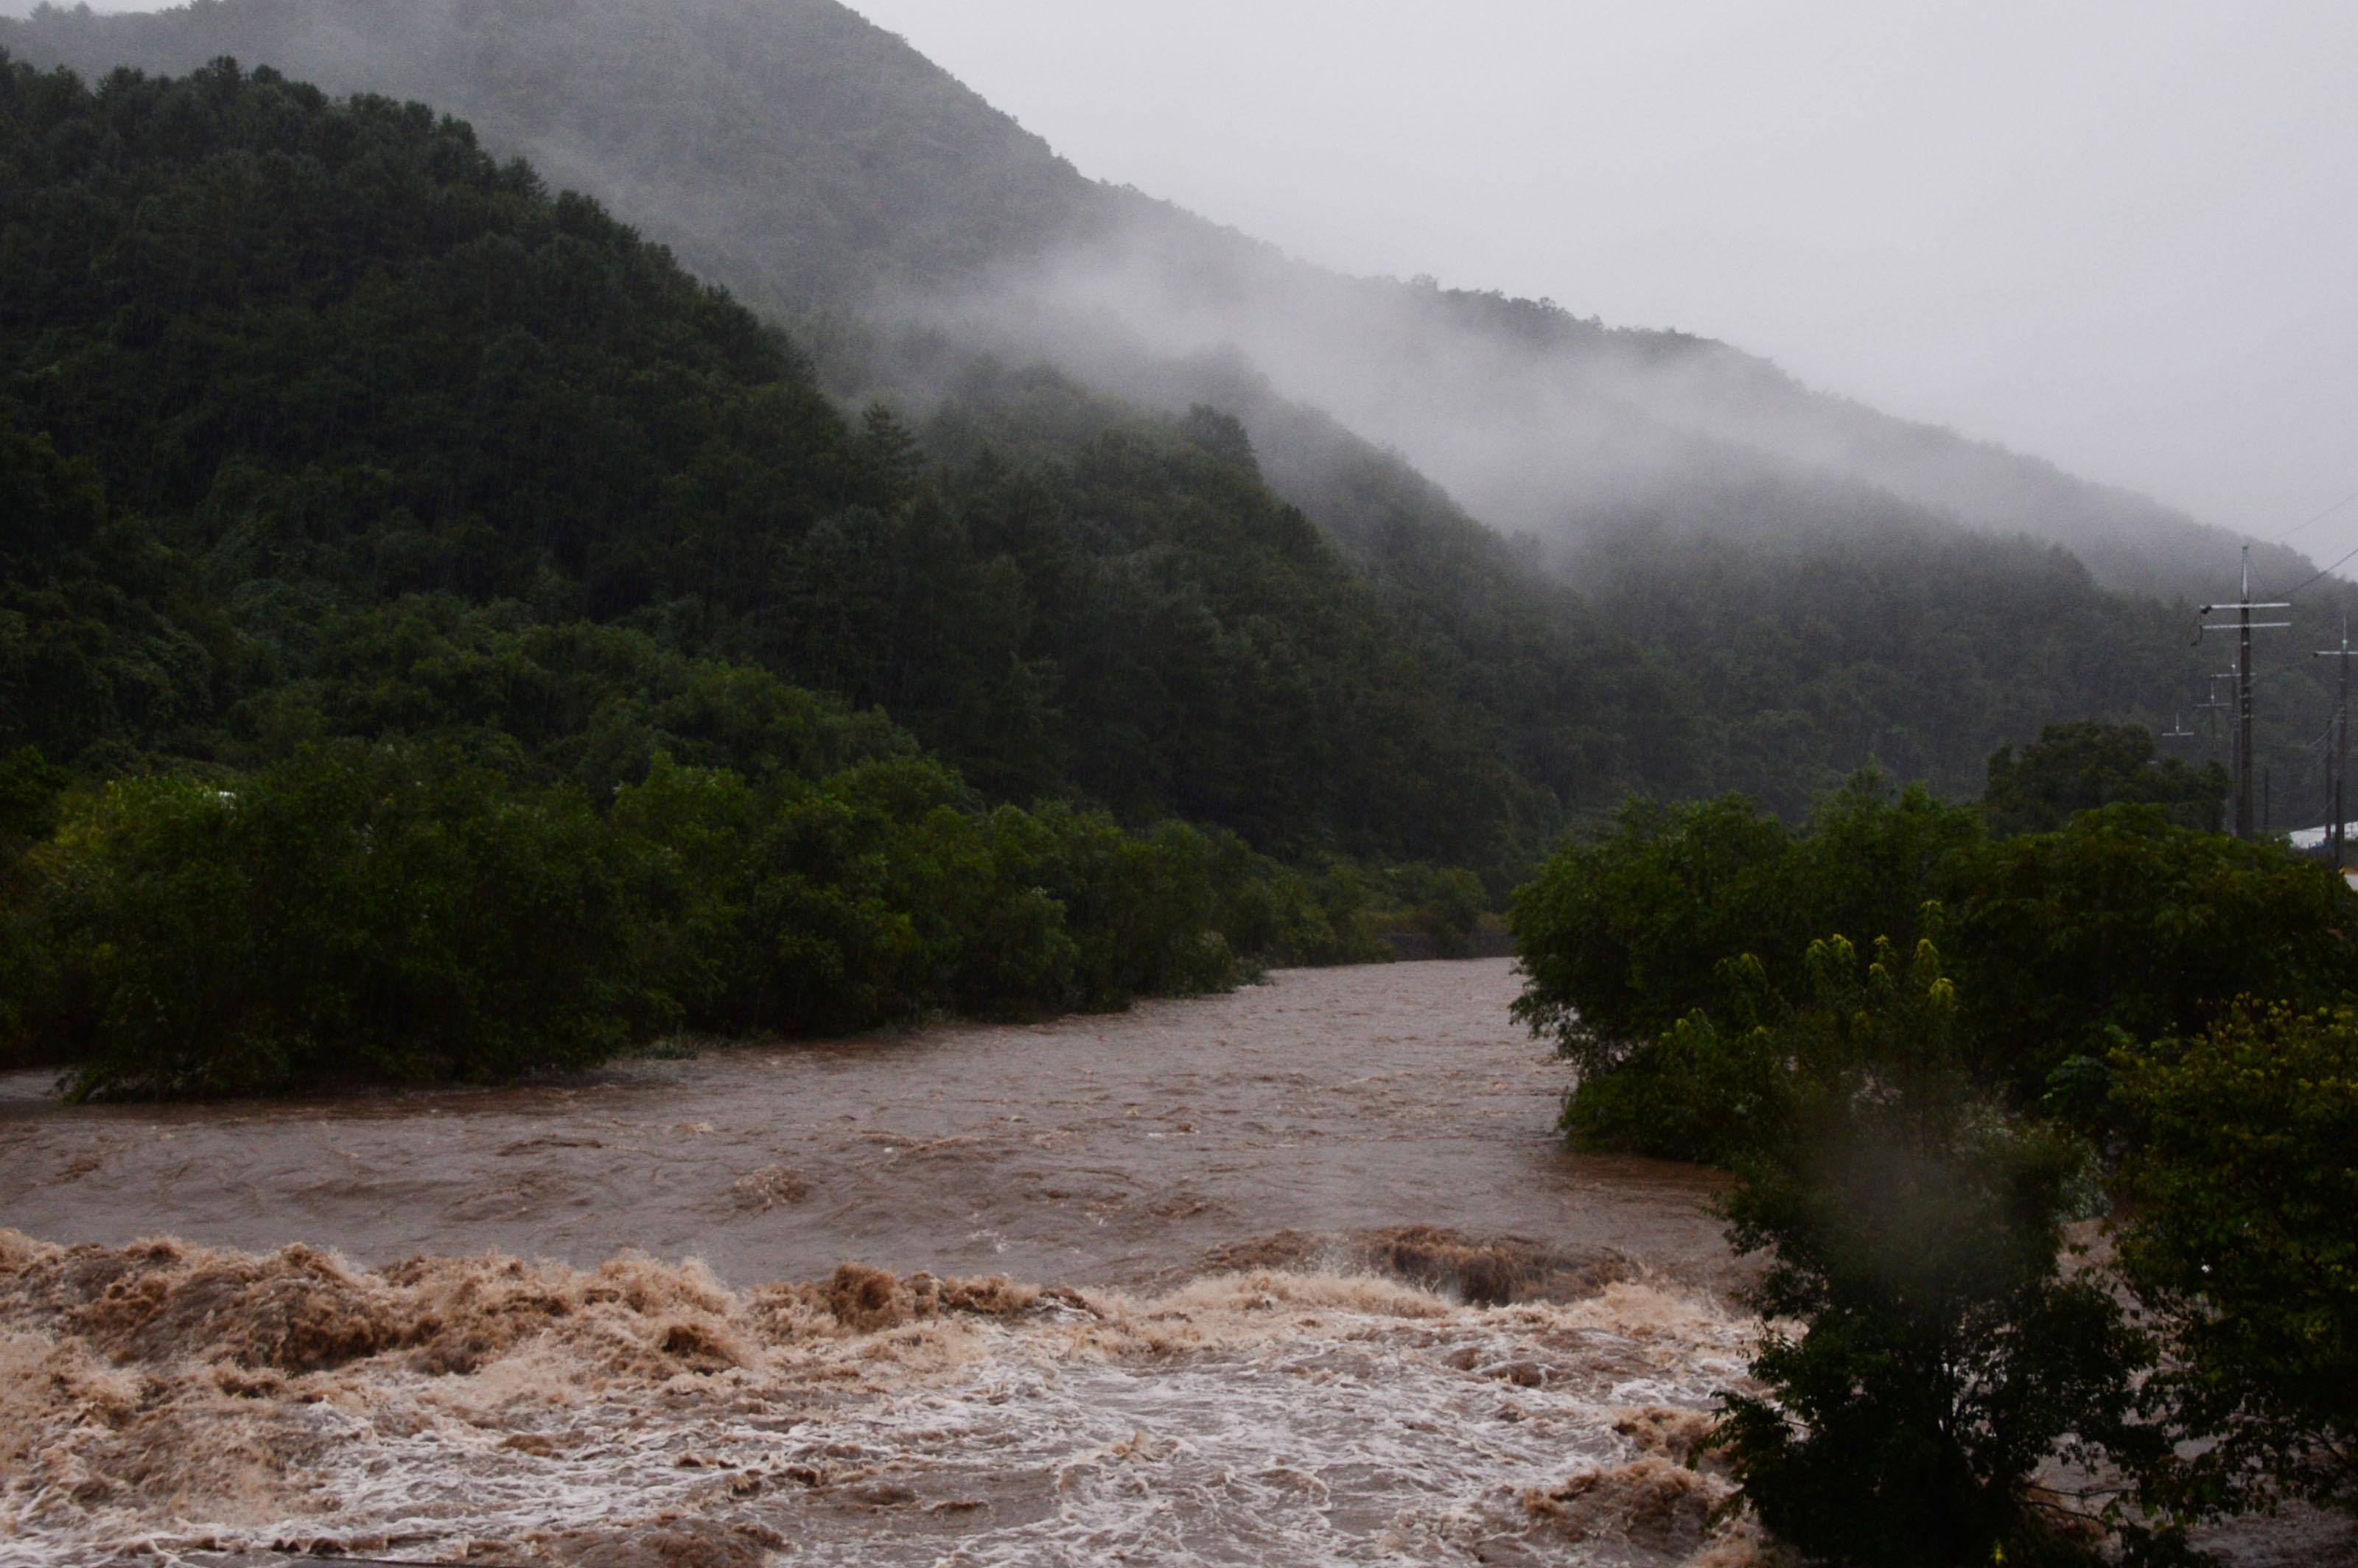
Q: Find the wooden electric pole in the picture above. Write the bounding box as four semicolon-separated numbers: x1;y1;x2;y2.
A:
2200;547;2292;841
2317;615;2355;867
2196;676;2232;758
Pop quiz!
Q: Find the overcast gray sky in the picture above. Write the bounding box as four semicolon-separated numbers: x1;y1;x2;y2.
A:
839;0;2358;564
21;0;2358;563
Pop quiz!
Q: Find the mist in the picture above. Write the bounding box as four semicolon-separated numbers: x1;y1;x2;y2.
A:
875;195;2276;600
847;0;2358;565
0;0;2333;602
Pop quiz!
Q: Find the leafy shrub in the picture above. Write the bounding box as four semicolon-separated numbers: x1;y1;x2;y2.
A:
32;744;651;1097
1511;776;1976;1079
1937;805;2358;1111
6;735;1425;1095
1515;782;2358;1158
2114;1005;2358;1525
1564;932;1956;1166
1711;939;2152;1565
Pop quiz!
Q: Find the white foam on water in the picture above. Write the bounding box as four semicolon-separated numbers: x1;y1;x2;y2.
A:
0;1233;1763;1567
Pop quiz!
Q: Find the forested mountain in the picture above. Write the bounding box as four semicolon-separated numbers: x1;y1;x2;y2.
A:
874;348;2291;821
0;0;2294;603
0;55;1564;876
0;0;1113;310
4;3;2354;825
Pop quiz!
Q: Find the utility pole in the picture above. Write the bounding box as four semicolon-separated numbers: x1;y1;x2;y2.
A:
2316;614;2356;867
2199;547;2292;841
2196;675;2233;761
2161;713;2197;743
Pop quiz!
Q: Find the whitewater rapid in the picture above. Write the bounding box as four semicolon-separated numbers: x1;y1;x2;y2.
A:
0;960;1773;1564
0;1231;1762;1566
2;960;2343;1564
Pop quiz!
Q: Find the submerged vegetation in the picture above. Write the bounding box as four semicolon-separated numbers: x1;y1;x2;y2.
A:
1511;727;2358;1559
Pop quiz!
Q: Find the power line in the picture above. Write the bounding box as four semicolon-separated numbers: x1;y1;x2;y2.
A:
2241;487;2358;602
2269;484;2358;547
2268;534;2358;603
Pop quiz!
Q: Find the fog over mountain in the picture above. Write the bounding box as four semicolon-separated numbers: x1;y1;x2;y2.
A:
16;0;2358;822
1;0;2321;603
852;0;2358;555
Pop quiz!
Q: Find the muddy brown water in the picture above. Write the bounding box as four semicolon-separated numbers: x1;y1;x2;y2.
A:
1;960;2342;1566
0;959;1726;1292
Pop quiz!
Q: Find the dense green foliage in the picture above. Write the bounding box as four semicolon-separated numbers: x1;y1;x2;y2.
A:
3;737;1398;1096
1508;779;1977;1079
1985;721;2228;836
0;56;1508;1092
1512;781;2358;1160
0;55;1527;872
2116;1007;2358;1525
26;746;650;1096
1511;771;2358;1553
1939;807;2358;1116
1711;939;2149;1564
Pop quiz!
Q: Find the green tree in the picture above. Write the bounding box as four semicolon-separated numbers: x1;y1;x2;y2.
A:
1511;776;1978;1095
1712;937;2153;1565
1984;721;2228;836
1937;805;2358;1119
2114;1005;2358;1525
1515;783;2358;1158
34;743;653;1097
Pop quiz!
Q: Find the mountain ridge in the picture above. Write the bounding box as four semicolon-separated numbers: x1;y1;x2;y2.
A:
9;1;2353;823
0;0;2300;602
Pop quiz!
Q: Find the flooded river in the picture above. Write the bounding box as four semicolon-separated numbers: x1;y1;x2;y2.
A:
0;960;1725;1292
0;961;2337;1565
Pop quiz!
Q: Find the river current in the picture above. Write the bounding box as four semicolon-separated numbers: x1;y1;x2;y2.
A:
0;960;2340;1565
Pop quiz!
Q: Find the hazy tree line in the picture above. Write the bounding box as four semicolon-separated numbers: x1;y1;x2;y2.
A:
0;57;1496;1090
1512;727;2354;1561
4;43;2351;1567
2;55;2345;1096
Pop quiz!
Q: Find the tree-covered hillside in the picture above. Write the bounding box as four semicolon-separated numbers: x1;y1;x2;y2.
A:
835;331;2343;822
0;52;1558;873
3;54;1570;1092
0;0;2295;602
3;44;2348;858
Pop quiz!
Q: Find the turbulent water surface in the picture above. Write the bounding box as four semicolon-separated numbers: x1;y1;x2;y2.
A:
0;961;2338;1566
0;960;1724;1291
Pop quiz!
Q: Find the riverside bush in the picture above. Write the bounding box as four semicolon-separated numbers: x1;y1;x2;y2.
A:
1715;1092;2150;1565
2115;1005;2358;1525
1513;783;2358;1156
29;745;649;1097
1937;805;2358;1109
1;740;1424;1097
1513;771;2358;1556
1696;935;2156;1564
